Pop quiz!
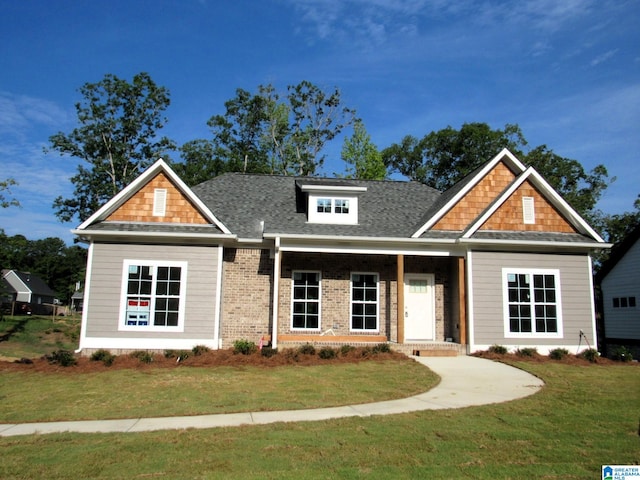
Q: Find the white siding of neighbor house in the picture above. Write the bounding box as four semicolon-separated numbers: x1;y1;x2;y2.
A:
470;251;595;352
83;243;220;346
601;239;640;340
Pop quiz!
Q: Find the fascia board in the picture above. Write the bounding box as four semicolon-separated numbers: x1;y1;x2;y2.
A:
299;184;367;193
71;229;236;241
4;271;30;293
76;159;232;235
411;148;527;238
459;237;612;250
263;232;457;245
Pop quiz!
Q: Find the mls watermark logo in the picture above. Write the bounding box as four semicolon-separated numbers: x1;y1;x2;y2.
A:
603;465;640;480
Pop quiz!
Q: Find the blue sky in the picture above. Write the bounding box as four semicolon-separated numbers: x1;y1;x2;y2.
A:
1;0;638;244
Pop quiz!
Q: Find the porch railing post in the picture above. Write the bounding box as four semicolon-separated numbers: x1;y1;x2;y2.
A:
397;254;404;344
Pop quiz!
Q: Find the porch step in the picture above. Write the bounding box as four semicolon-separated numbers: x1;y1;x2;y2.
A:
391;342;466;357
411;349;458;357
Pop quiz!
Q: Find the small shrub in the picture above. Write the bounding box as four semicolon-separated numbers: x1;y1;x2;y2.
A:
340;345;355;356
164;349;190;361
283;348;300;362
515;347;538;357
297;343;316;355
90;349;116;366
233;339;257;355
260;347;278;358
372;343;391;354
192;345;211;356
549;348;570;360
45;349;77;367
130;350;154;364
318;346;337;359
488;345;508;355
578;348;600;363
612;346;633;362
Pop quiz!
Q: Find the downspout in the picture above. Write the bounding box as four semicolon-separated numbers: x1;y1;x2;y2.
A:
271;237;281;349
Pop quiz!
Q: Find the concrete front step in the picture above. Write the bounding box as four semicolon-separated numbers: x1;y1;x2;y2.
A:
391;343;466;357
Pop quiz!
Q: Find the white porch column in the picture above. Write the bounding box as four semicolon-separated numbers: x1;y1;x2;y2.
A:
271;237;281;348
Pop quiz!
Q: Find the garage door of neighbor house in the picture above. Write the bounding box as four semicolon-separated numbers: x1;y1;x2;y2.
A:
404;273;435;341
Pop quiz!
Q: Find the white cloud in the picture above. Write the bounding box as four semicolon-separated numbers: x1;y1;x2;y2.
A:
590;48;618;67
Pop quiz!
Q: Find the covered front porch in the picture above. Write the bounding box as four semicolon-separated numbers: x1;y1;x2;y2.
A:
269;246;469;354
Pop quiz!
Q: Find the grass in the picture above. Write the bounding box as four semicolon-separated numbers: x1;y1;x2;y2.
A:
0;361;637;479
0;360;437;423
0;315;80;359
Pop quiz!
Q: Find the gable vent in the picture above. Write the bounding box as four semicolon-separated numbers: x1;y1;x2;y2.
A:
522;196;535;224
153;188;167;216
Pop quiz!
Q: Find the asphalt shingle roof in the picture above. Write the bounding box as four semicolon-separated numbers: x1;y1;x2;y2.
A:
192;173;442;239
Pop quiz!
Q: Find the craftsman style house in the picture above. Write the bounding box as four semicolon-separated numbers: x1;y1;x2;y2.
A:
73;149;608;355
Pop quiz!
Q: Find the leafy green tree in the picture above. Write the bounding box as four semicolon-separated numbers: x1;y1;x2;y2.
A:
176;81;356;185
382;123;527;190
0;178;20;209
592;194;640;244
341;120;387;180
48;72;176;223
0;232;87;302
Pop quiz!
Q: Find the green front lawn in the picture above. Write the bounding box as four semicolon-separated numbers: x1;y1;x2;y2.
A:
0;361;637;479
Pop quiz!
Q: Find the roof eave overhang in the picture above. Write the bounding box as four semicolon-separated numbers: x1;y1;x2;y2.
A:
459;237;612;252
263;232;458;244
71;229;236;245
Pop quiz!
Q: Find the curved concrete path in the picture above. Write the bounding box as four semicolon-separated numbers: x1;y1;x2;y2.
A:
0;356;543;437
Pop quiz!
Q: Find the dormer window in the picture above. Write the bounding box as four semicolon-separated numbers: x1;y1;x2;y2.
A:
298;181;366;225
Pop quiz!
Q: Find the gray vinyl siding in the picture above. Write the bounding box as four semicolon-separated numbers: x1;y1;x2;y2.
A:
86;243;220;339
601;239;640;339
471;251;594;346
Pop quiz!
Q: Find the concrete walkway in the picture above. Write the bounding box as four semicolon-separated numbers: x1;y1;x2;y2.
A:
0;356;544;437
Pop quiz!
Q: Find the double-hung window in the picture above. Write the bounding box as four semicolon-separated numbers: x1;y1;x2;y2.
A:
292;271;320;330
351;273;378;331
120;260;187;331
503;269;562;338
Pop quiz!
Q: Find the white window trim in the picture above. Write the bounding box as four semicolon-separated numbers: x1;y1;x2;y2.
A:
153;188;167;216
290;270;322;331
350;271;380;332
308;194;358;224
119;259;187;332
502;268;563;339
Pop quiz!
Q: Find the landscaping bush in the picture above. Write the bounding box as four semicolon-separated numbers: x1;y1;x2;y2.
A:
233;339;257;355
297;343;316;355
372;343;391;354
549;348;570;360
164;349;190;361
192;345;211;356
130;350;154;364
260;347;278;358
515;347;538;357
318;346;337;359
45;349;77;367
90;349;116;366
488;345;508;355
611;346;633;362
340;344;355;356
578;348;600;363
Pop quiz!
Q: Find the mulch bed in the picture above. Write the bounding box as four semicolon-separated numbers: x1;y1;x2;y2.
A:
0;347;410;374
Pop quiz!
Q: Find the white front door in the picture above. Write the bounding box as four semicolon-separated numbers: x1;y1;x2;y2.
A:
404;274;435;341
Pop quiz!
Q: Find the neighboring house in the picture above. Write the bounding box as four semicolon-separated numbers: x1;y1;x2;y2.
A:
596;223;640;355
72;149;609;355
1;269;57;314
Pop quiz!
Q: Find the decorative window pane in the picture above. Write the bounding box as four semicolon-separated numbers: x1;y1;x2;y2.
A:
335;199;349;214
123;262;185;329
613;298;620;308
351;273;378;331
317;199;331;213
629;297;636;308
506;270;559;336
291;271;320;329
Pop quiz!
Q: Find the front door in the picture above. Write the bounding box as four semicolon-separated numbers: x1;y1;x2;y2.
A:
404;274;435;341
